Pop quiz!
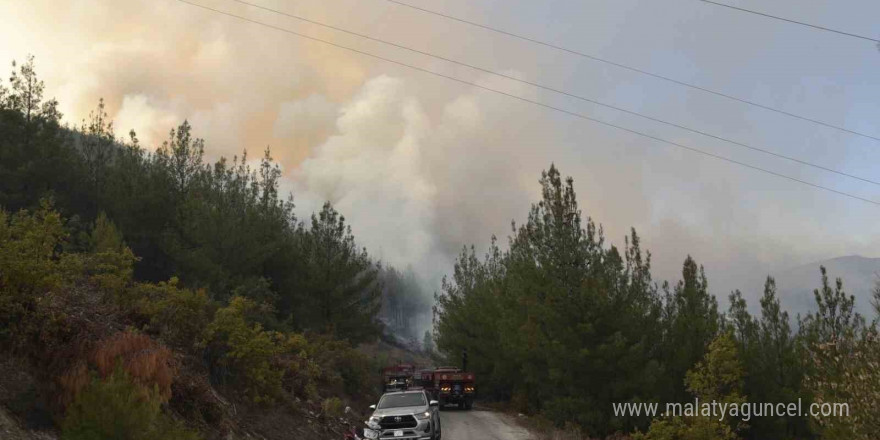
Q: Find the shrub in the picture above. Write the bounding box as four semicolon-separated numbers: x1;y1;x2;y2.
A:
90;331;175;403
0;203;75;345
134;278;212;350
0;200;72;295
511;390;531;414
58;361;91;409
204;296;290;404
83;212;137;297
306;335;375;397
634;333;743;440
805;334;880;440
280;333;321;400
321;397;344;419
61;368;200;440
543;397;593;429
0;203;92;371
0;203;136;362
632;416;735;440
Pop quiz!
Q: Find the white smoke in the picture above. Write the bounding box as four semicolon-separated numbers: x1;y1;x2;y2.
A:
3;0;880;323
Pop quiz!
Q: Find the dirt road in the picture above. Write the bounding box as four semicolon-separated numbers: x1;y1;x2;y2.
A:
439;408;534;440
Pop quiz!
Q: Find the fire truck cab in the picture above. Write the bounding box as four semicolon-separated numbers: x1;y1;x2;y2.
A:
419;366;475;410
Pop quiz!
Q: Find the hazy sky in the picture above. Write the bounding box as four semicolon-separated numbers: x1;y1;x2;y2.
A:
2;0;879;308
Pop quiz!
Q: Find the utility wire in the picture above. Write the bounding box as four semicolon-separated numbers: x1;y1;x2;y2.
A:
225;0;880;187
699;0;880;44
175;0;880;206
380;0;880;143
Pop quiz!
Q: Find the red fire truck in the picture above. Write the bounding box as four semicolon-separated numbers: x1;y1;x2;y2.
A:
382;363;416;392
418;366;475;410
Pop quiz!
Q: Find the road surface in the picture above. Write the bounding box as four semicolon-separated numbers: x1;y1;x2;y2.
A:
439;408;534;440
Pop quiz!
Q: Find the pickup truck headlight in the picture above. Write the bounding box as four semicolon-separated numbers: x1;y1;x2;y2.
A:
369;416;381;425
415;411;431;420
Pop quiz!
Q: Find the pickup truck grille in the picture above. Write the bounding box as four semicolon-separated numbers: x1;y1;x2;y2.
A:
379;414;417;429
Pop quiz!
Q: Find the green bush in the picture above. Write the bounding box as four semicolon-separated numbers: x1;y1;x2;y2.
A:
62;368;200;440
135;278;212;350
83;212;137;297
0;201;72;296
205;296;290;404
0;202;85;353
280;332;321;400
542;397;594;430
306;335;375;397
634;333;743;440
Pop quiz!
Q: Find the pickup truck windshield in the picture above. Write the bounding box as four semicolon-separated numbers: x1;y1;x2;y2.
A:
378;393;426;409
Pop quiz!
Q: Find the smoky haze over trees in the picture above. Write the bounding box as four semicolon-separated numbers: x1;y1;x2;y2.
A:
0;56;429;344
5;0;880;344
0;57;430;438
2;56;879;440
378;266;433;344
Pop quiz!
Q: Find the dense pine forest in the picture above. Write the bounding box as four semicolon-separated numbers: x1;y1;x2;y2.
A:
434;166;880;439
0;57;431;439
1;56;878;440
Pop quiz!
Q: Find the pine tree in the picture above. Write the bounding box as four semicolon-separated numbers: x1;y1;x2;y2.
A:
436;165;665;434
292;202;381;343
156;121;204;198
2;55;61;124
0;56;81;213
664;256;720;402
802;268;874;439
636;332;745;440
730;277;808;439
79;99;116;214
801;266;863;346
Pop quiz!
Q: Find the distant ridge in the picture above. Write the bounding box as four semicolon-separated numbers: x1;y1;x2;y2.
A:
761;255;880;320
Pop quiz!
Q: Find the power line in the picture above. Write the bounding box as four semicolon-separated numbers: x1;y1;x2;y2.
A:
699;0;880;44
380;0;880;143
224;0;880;187
175;0;880;207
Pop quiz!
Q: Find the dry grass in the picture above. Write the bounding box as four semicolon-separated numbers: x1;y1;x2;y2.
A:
91;331;175;403
58;331;175;408
56;362;89;409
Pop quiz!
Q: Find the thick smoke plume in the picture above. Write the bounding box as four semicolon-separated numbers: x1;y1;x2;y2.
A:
4;0;880;329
